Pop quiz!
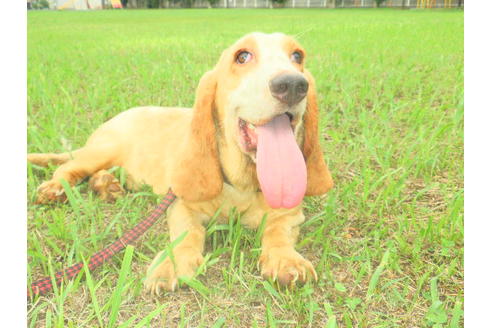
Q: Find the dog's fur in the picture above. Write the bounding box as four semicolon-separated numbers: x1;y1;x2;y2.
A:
28;32;333;294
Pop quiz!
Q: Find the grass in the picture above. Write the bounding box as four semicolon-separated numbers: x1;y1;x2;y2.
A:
27;8;463;327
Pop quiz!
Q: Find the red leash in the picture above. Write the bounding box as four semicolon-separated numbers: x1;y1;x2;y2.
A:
28;189;177;299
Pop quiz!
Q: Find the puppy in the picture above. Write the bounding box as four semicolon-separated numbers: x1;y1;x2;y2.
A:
28;32;334;294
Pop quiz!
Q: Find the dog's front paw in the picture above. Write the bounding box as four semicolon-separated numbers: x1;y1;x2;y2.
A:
144;248;203;296
36;180;67;204
259;247;317;287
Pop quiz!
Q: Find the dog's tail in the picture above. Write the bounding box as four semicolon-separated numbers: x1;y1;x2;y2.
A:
27;151;79;167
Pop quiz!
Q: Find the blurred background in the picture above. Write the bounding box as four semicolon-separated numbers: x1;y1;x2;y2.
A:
27;0;464;10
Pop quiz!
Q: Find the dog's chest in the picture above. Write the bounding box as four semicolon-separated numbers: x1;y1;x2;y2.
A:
187;183;303;230
189;183;267;229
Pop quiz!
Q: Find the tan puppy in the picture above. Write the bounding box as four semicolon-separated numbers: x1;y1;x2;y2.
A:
28;32;334;294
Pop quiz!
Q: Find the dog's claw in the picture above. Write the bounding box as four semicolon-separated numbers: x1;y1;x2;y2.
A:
259;247;317;287
144;249;203;296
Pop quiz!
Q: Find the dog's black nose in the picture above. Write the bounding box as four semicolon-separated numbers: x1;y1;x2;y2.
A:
269;73;309;107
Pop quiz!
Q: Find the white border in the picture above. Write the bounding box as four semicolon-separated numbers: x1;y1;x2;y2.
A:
0;0;27;324
465;0;492;326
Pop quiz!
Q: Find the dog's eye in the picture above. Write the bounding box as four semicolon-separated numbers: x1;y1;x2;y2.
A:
236;51;253;64
291;51;303;64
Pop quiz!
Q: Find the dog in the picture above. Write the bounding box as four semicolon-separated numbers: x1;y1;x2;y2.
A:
28;32;334;294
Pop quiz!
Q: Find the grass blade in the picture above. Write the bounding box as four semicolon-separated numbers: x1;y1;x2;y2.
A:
178;276;210;299
147;231;188;275
366;249;391;301
133;303;167;328
212;317;226;328
450;299;463;328
108;245;134;328
266;302;277;328
325;316;338;328
82;257;103;327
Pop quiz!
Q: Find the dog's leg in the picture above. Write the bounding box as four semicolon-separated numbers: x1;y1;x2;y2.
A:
259;214;317;287
35;145;119;204
88;170;124;202
27;152;74;167
144;200;205;295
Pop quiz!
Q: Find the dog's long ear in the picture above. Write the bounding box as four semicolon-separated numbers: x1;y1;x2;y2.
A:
303;69;334;196
171;70;223;201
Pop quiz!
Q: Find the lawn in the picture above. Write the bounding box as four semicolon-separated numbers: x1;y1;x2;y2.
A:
27;8;464;328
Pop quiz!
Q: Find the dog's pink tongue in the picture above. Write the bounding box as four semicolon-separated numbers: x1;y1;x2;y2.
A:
256;114;307;209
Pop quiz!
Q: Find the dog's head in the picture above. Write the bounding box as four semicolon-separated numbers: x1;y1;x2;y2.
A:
172;32;333;208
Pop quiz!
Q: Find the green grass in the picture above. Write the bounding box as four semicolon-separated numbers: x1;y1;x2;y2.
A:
27;8;464;327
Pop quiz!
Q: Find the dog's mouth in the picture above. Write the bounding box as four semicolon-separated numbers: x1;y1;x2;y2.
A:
238;119;259;156
237;113;306;209
238;113;295;158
